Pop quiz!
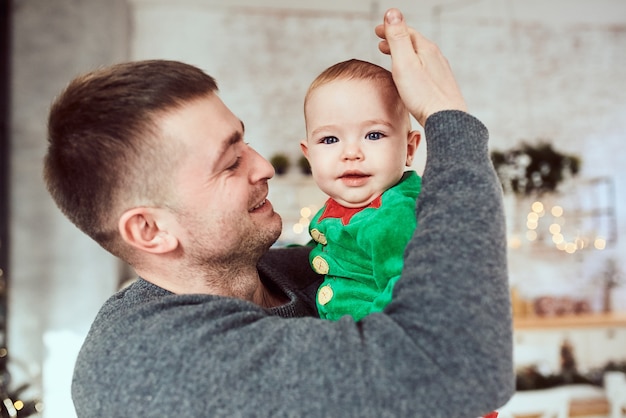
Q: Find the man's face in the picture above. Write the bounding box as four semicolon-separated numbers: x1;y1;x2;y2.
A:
301;79;414;208
160;93;282;266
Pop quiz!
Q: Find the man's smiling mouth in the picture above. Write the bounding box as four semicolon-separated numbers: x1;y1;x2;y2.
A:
250;199;267;212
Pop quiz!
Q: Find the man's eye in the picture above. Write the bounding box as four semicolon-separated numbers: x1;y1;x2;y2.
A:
366;132;384;140
227;157;242;171
320;136;339;145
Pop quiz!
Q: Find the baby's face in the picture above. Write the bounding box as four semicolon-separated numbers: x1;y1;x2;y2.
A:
301;79;415;208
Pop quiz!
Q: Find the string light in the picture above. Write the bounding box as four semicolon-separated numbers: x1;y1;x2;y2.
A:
594;238;606;250
291;204;321;236
505;177;616;254
516;199;607;254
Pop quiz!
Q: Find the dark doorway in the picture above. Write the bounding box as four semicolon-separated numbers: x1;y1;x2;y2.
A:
0;0;11;369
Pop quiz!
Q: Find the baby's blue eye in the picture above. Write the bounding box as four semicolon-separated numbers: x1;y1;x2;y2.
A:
321;136;339;145
366;132;384;140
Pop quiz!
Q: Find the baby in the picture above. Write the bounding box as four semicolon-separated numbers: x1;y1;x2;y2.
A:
300;58;421;321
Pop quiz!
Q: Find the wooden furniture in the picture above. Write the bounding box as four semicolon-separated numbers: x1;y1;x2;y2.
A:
514;312;626;330
500;312;626;418
513;312;626;373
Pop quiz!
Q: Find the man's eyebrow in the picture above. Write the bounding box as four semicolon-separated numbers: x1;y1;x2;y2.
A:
214;120;245;166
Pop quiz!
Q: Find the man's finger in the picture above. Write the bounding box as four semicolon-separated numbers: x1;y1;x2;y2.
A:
378;40;390;55
383;9;415;60
375;23;390;55
374;24;384;39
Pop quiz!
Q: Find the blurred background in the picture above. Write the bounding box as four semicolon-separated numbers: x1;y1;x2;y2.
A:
2;0;626;416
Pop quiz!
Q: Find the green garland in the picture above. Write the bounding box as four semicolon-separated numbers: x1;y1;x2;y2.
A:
516;359;626;391
491;141;581;196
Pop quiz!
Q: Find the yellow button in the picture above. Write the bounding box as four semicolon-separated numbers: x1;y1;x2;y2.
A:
311;255;329;275
310;229;327;245
318;285;333;305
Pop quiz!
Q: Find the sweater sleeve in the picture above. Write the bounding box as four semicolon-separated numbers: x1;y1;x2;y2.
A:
376;110;515;412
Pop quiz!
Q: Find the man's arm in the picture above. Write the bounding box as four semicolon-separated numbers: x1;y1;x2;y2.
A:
383;110;514;413
374;9;514;412
258;245;322;317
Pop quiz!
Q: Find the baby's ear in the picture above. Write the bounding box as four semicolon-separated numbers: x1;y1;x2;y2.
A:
406;130;421;166
118;207;179;254
300;139;309;157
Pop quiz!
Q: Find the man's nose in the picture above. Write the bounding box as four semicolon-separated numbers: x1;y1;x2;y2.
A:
249;147;275;181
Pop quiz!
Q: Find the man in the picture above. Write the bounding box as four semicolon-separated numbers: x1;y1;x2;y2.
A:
44;8;514;417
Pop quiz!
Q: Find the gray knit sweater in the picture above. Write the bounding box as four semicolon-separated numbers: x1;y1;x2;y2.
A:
72;111;514;417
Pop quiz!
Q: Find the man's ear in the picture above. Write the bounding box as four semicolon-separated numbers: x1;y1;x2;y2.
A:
300;139;309;158
405;130;421;166
118;207;179;254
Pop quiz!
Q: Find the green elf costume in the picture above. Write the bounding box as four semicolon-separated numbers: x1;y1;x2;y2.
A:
309;170;421;321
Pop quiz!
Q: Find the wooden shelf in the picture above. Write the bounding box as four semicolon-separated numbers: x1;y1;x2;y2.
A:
514;312;626;330
512;398;611;418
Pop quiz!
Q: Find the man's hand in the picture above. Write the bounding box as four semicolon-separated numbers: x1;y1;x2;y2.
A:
375;8;467;127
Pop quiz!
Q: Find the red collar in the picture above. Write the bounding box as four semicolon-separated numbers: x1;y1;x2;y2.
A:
318;195;382;226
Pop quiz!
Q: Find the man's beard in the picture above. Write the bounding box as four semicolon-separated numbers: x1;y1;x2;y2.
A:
186;215;282;281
